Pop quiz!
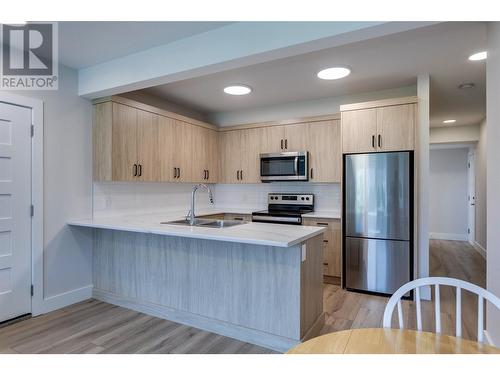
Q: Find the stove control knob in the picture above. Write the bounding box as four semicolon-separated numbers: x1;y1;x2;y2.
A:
306;197;310;201
301;197;305;200
270;197;274;200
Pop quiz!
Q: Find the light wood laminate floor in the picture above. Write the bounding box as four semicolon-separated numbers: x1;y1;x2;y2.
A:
0;240;485;354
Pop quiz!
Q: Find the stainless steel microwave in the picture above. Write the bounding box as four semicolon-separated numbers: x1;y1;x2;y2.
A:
260;151;309;182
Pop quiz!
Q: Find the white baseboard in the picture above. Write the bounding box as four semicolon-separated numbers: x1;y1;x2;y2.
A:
484;330;497;347
34;284;93;315
471;241;487;259
429;232;468;241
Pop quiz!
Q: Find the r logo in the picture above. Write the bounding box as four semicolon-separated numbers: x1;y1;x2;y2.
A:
2;23;53;76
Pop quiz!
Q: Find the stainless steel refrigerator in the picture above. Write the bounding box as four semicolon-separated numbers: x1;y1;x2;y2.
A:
343;151;413;296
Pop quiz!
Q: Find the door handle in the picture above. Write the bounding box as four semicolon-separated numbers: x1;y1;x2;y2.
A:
236;170;240;180
378;134;382;148
173;167;177;179
285;139;288;149
310;168;314;179
280;139;284;149
240;170;243;180
372;135;375;148
207;169;209;180
178;168;181;179
133;164;138;177
138;164;142;177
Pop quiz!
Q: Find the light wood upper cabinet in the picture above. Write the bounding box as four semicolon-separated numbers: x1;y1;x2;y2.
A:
284;124;308;151
93;98;220;183
219;130;242;184
136;111;160;182
341;108;377;154
241;128;261;183
192;126;219;183
341;99;417;154
111;103;138;181
376;104;415;151
307;120;341;182
259;125;285;153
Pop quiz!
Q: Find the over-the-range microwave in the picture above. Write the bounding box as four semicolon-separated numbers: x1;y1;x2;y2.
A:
260;151;309;182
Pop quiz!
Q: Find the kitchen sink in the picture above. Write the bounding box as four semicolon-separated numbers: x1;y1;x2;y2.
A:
161;218;244;228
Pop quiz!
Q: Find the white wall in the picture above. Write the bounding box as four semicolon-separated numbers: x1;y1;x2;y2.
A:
430;124;480;144
93;182;340;218
475;119;487;250
486;22;500;347
210;85;416;126
417;75;430;292
429;148;469;241
9;64;93;307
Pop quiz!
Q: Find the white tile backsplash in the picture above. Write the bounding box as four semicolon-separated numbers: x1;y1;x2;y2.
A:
214;183;340;211
93;181;341;218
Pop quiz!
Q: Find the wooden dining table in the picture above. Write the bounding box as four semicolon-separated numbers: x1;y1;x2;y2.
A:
287;328;500;354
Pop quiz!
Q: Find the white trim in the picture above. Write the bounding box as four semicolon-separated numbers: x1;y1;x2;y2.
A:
484;330;497;347
93;288;297;353
36;285;93;314
429;232;468;241
471;241;487;259
0;93;44;317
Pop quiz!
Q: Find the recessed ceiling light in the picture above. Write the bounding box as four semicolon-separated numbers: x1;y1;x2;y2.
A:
443;119;456;124
317;67;351;80
458;82;475;90
223;85;252;96
468;51;487;61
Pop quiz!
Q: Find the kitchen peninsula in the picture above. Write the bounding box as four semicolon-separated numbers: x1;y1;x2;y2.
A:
69;212;325;352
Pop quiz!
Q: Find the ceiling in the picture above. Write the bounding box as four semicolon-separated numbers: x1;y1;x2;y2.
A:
139;22;486;128
58;22;232;69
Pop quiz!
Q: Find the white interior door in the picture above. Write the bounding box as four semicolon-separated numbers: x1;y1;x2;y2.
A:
0;102;32;322
467;150;476;243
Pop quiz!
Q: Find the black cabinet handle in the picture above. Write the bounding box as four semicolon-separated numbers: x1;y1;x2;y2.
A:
281;139;283;149
207;170;209;180
378;134;382;148
138;164;142;177
173;167;177;179
133;164;138;177
310;168;314;179
236;170;239;180
178;168;181;178
317;222;329;226
285;139;288;149
240;170;243;180
372;135;375;148
323;240;329;243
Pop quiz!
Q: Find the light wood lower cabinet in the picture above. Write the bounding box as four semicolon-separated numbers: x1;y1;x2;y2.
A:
302;217;341;280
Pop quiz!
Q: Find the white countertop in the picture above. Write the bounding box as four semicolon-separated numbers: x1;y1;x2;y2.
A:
68;209;325;248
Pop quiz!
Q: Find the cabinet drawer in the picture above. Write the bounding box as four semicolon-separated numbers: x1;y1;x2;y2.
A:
303;217;342;278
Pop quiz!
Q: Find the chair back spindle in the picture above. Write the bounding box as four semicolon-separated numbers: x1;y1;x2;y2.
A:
383;277;500;343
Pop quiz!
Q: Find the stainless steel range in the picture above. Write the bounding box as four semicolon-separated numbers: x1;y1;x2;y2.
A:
251;193;314;225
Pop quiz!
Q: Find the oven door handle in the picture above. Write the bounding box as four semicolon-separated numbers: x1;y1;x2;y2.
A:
252;215;302;224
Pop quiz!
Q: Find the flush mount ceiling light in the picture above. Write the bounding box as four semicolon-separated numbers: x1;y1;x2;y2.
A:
317;67;351;80
468;51;487;61
223;85;252;95
458;82;475;90
443;119;457;124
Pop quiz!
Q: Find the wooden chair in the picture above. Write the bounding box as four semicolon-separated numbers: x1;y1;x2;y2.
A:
382;277;500;342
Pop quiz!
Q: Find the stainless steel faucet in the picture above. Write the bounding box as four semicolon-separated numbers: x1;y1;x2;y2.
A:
188;184;214;225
